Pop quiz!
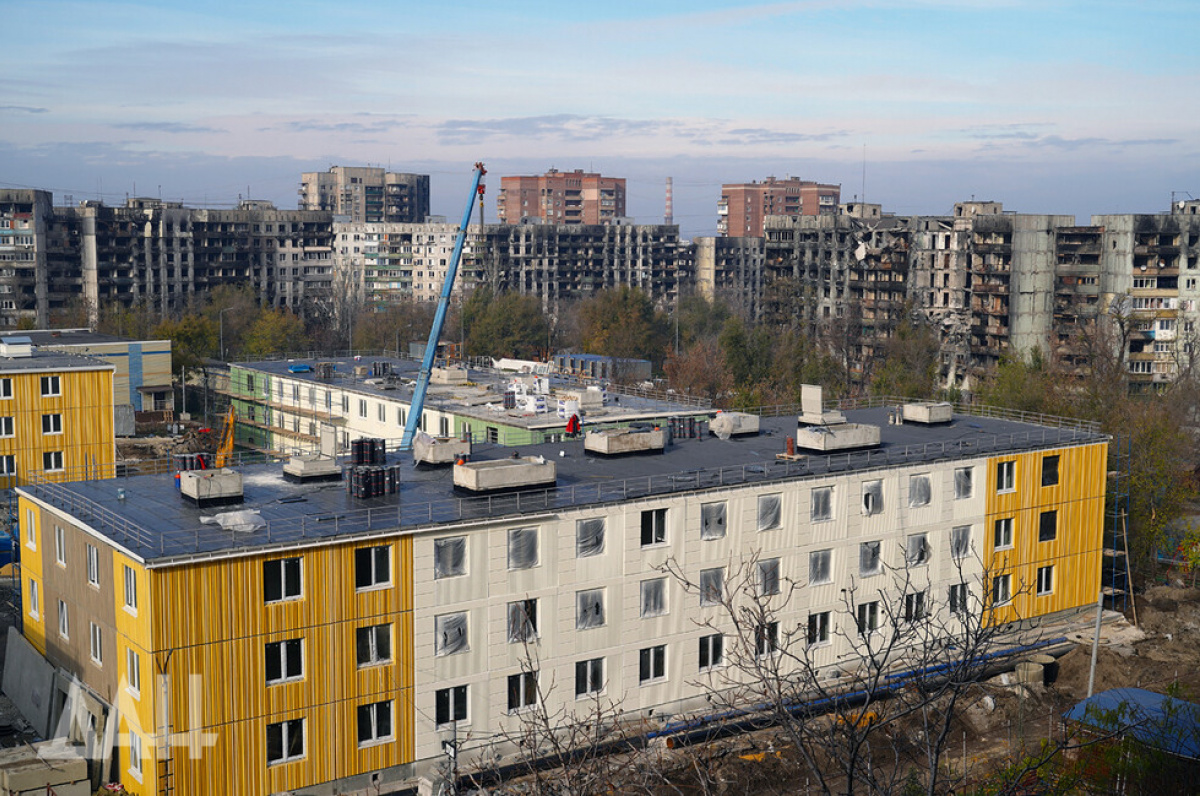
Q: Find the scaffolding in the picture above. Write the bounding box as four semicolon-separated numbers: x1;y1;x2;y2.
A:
1103;434;1132;612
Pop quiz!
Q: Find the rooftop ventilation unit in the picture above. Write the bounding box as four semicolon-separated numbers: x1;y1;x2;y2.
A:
0;336;33;358
584;427;665;456
453;456;556;492
432;366;468;385
710;411;760;439
412;431;471;465
316;362;335;380
899;401;953;425
179;469;244;507
794;384;880;452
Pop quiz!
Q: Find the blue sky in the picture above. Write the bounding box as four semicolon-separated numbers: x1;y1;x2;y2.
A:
2;0;1197;236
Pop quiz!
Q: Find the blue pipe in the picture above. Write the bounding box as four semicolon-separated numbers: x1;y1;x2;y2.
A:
400;163;485;451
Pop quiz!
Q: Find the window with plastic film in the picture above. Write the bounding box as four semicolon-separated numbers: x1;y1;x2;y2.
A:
700;568;724;606
640;578;666;618
951;526;971;560
757;494;781;531
909;474;931;508
576;518;605;557
860;541;881;576
507;528;538;570
700;502;727;540
954;467;973;500
434;537;466;579
862;480;883;516
507;599;537;642
809;549;832;585
758;558;780;597
811;486;833;522
576;589;605;629
435;612;468;656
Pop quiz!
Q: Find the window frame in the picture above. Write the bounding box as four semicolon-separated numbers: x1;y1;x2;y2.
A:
123;565;138;614
639;577;667;618
856;601;880;636
954;466;974;500
996;460;1015;493
0;416;14;438
42;450;64;472
809;549;833;585
86;544;99;587
434;612;469;656
1037;565;1054;596
266;718;306;766
435;685;469;728
908;473;932;508
1041;454;1060;487
756;493;782;531
40;375;61;397
811;486;834;522
904;591;927;623
992;574;1013;606
700;501;727;540
640;508;667;547
89;621;102;665
576;517;605;557
57;599;68;639
949;583;970;614
807;611;830;647
433;536;467;579
507;671;538;713
507;528;539;570
263;557;303;603
575;657;605;698
354;544;391;591
862;479;883;516
356;699;394;747
758;557;781;597
41;413;63;435
576;588;606;629
126;648;141;697
699;568;724;606
1038;510;1058;543
639;645;667;685
507;598;538;642
265;638;304;684
906;533;930;567
698;633;724;671
994;517;1014;550
356;623;392;667
54;525;65;566
951;525;971;560
756;621;779;657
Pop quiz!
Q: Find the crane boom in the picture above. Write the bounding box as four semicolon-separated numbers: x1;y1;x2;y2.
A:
399;162;486;451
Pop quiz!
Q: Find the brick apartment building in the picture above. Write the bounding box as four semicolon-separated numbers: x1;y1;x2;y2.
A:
718;177;841;237
497;169;625;225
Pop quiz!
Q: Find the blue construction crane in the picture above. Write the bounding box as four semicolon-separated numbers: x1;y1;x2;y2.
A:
399;162;486;451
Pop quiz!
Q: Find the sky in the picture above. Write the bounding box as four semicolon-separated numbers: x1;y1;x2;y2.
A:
2;0;1198;238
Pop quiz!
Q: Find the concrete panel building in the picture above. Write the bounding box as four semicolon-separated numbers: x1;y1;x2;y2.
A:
299;166;431;224
14;400;1106;795
23;329;172;414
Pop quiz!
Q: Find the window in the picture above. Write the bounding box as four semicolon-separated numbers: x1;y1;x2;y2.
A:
433;537;466;578
954;467;974;500
859;541;882;577
951;526;971;560
856;601;880;635
436;685;468;727
123;566;137;613
575;657;604;697
54;526;65;566
1041;455;1060;487
90;622;102;664
640;578;667;618
507;528;538;570
264;557;302;602
996;460;1015;493
0;416;12;437
809;549;832;585
699;633;724;670
358;399;367;418
641;508;667;546
127;648;141;696
356;624;392;666
576;588;605;629
56;599;68;638
949;583;970;614
0;378;10;398
265;639;303;683
127;729;142;782
266;718;305;765
435;612;469;655
378;403;386;422
904;591;927;622
25;508;35;549
756;622;779;657
0;455;14;477
28;578;39;619
41;413;62;434
807;611;830;647
700;502;727;540
507;599;538;642
758;558;781;597
1039;510;1058;542
909;474;931;507
86;544;99;587
699;568;724;606
862;479;883;515
1037;565;1054;596
994;517;1014;550
992;574;1012;605
357;700;393;746
576;518;605;557
906;533;929;566
43;451;63;471
639;645;666;684
757;494;782;530
507;671;538;712
40;375;61;396
354;545;390;589
811;486;833;522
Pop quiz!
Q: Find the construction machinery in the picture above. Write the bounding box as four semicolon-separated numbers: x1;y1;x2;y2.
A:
215;405;236;467
399;163;486;451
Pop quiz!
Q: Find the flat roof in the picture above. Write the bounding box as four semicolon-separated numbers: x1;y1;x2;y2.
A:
0;350;114;373
17;405;1106;566
21;329;141;346
233;357;706;430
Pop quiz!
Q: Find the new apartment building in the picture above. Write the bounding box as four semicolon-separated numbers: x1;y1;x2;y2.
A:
15;399;1105;795
0;336;115;488
299;167;431;224
718;177;841;237
497;170;626;225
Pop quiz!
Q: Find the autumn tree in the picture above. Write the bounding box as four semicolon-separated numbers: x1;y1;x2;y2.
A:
578;287;669;380
154;314;217;373
870;316;940;400
663;338;731;401
461;287;549;360
242;307;308;359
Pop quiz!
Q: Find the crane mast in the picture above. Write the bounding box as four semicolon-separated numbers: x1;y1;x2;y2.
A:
399;162;486;451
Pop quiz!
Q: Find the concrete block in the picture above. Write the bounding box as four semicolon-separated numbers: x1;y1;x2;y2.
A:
710;412;760;438
413;435;470;465
179;468;243;505
453;457;556;491
795;423;880;451
432;366;468;385
902;402;953;424
584;428;665;455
